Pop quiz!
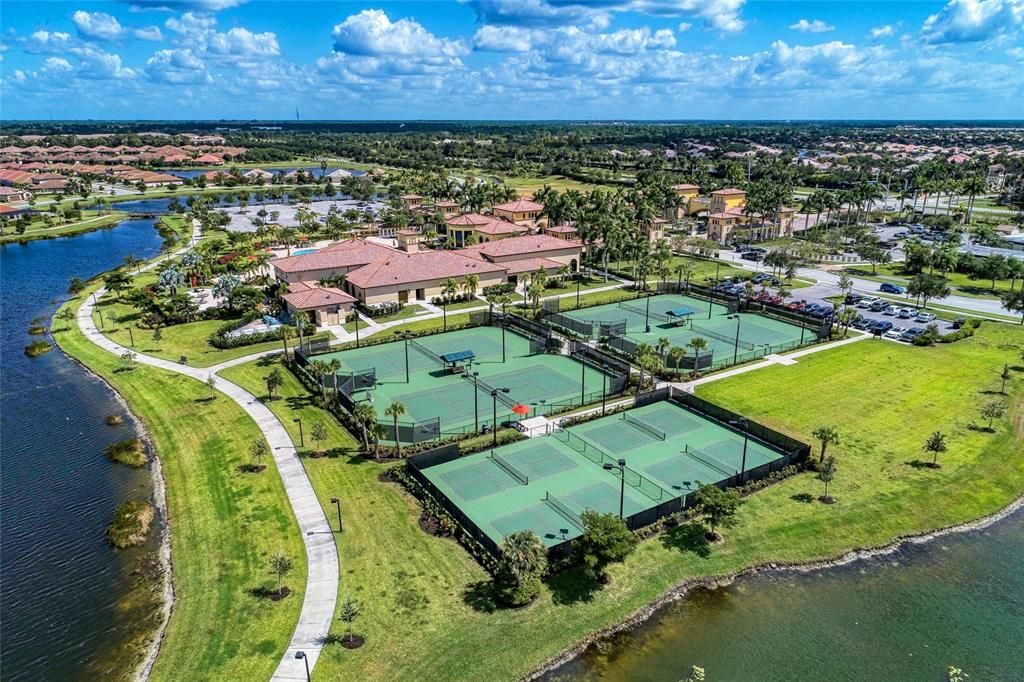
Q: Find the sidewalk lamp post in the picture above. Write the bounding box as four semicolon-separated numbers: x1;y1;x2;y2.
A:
644;291;652;333
727;314;742;364
293;417;304;447
729;418;749;484
128;326;135;348
472;371;480;432
490;387;510;446
394;330;411;383
601;365;609;416
294;651;310;682
576;273;582;308
330;497;342;532
602;458;627;518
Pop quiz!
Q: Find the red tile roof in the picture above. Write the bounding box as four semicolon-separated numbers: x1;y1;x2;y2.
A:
492;198;543;213
672;183;699;191
501;257;565;275
459;233;580;260
344;250;506;289
445;212;492;226
546;224;577;234
271;238;394;274
282;282;356;309
711;188;746;196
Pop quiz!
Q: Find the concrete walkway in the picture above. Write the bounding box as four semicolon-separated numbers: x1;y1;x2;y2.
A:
75;222;338;681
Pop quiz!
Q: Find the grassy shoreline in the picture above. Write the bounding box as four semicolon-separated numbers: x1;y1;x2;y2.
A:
54;282;307;681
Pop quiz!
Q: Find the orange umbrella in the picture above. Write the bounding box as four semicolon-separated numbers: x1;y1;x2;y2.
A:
511;404;530;415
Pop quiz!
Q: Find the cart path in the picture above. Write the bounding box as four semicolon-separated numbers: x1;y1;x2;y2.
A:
75;222;338;681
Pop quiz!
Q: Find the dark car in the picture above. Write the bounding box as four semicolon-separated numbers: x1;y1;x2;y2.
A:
952;317;966;329
879;282;905;295
899;328;923;342
845;293;865;305
852;317;873;330
741;251;764;262
871;320;894;334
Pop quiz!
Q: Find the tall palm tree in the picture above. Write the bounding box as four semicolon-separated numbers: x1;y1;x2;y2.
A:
442;278;459;301
687;337;709;373
384;401;407;457
463;274;480;298
353;402;377;454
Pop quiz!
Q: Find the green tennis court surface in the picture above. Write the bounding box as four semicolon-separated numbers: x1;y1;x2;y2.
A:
420;398;788;548
561;293;809;366
310;326;616;439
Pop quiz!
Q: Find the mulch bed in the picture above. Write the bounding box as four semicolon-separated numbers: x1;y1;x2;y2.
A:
340;634;365;649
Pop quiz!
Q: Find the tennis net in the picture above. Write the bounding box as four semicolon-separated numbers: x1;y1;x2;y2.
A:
622;412;666;441
545;492;584;532
618;300;670;323
489;451;529;485
465;373;518;408
409;339;445;367
689;322;756;350
685;444;734;477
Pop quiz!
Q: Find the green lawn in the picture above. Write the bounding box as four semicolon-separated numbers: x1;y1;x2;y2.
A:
0;211;126;243
54;287;306;681
220;322;1023;681
846;263;1020;301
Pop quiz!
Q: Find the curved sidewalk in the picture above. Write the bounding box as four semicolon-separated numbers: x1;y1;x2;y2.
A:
77;284;339;680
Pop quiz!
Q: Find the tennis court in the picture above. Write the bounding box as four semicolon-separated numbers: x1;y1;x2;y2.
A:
418;398;790;549
558;294;809;367
308;325;618;439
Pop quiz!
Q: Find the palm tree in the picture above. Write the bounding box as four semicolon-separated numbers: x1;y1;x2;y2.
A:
811;425;840;462
499;530;548;582
384;401;407;456
353;402;377;453
674;259;696;292
463;274;480;298
442;278;459;301
686;337;708;374
962;174;986;224
667;345;687;372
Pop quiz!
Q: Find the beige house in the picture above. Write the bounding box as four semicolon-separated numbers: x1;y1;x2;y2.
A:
271;239;396;284
281;281;357;326
445;212;530;244
400;194;423;210
344;250;507;304
492;198;544;227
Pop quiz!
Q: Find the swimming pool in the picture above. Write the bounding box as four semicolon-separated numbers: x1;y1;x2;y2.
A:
293;248;317;255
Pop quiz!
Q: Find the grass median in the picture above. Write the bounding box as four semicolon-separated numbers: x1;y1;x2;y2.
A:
219;321;1022;680
55;287;306;681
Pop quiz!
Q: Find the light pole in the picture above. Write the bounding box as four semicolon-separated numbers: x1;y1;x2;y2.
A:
490;387;509;446
576;273;582;308
601;365;608;415
729;418;749;484
580;358;587;406
442;299;448;331
705;276;714;319
295;651;310;682
128;326;135;348
472;371;480;432
644;291;651;333
727;314;741;365
501;318;507;363
354;313;361;348
293;417;304;447
602;458;627;518
395;331;411;383
330;497;342;532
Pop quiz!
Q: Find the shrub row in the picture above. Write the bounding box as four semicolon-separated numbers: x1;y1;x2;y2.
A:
430;292;475;306
358;301;404;318
481;282;516;297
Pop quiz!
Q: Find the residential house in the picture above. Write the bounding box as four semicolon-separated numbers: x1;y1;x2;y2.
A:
281;281;356;326
491;198;544;228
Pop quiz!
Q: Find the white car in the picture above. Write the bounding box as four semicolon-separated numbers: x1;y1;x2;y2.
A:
883;305;899;316
883;327;906;339
916;312;937;323
896;307;916;319
857;296;880;308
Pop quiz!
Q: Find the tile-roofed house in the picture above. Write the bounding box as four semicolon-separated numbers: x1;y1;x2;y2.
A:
545;224;578;240
459;233;581;265
281;281;356;326
445;212;528;244
271;238;396;282
491;198;544;227
194;153;224;165
343;249;507;304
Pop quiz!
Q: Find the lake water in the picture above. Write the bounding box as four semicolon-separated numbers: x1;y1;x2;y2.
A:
0;220;167;679
545;511;1024;682
165;165;364;179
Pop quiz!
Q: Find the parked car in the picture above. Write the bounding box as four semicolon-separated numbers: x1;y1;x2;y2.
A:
741;251;764;262
871;320;894;334
752;273;780;286
852;317;874;330
879;282;905;295
899;328;923;342
952;317;966;329
916;312;937;323
883;327;906;339
882;305;899;316
896;307;916;319
857;296;881;308
785;300;808;311
845;293;865;305
870;300;889;312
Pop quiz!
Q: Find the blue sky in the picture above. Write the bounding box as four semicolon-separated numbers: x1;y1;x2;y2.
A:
1;1;1022;120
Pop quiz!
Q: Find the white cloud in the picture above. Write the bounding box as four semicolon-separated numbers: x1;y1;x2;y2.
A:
678;22;693;32
790;19;835;33
869;24;896;39
134;26;164;41
24;30;73;54
472;25;536;52
474;25;674;55
331;10;467;59
122;0;248;10
146;47;211;83
208;27;279;58
922;0;1024;44
464;0;744;33
73;11;125;41
73;46;140;79
42;57;75;73
165;11;217;36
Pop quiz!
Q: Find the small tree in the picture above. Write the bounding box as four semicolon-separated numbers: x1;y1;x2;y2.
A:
265;367;283;399
576;510;637;584
693;484;743;542
249;438;270;469
496;531;548;606
384;401;407;456
817;455;838;503
206;374;217;396
979;401;1006;431
811;425;840;462
310;421;328;455
57;308;75;331
999;364;1011;394
269;551;294;598
923;431;947;468
338;595;362;644
68;277;87;294
120;349;137;370
152;324;163;343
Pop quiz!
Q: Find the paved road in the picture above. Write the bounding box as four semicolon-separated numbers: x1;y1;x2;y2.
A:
74;223;339;681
